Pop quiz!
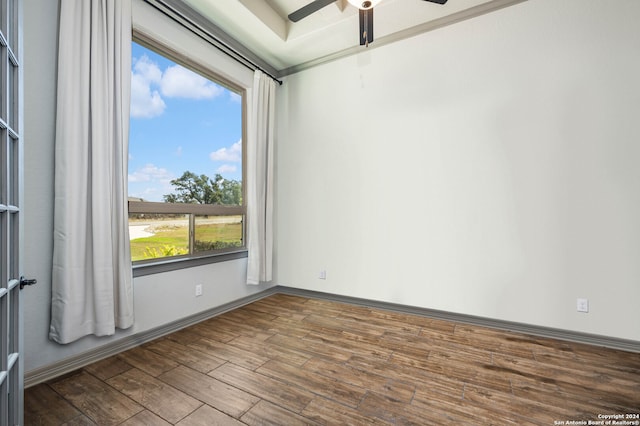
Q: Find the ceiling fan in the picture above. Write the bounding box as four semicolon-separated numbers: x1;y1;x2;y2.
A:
288;0;448;46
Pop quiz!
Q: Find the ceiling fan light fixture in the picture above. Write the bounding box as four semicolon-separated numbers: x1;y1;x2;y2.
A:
347;0;382;10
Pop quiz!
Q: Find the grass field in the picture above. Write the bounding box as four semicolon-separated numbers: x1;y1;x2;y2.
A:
130;221;242;261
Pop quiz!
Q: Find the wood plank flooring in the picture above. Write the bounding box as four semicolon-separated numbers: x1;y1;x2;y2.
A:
25;294;640;425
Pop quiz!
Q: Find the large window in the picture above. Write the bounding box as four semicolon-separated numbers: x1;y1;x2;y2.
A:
128;41;245;264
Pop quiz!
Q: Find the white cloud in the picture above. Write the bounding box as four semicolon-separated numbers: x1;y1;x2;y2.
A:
130;55;166;118
229;91;241;103
134;55;162;84
210;140;242;162
161;65;224;100
216;164;237;174
128;163;173;183
128;164;175;202
131;75;165;118
175;146;183;157
130;56;225;118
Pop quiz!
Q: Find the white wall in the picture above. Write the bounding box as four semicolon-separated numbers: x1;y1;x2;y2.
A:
22;0;272;374
275;0;640;341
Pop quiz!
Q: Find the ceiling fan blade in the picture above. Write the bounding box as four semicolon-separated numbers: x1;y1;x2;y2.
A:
422;0;448;4
288;0;337;22
359;7;374;46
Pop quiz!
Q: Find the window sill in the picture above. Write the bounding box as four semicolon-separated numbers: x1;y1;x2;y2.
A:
132;249;248;277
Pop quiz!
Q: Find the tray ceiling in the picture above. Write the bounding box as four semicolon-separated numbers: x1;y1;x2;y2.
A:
182;0;525;74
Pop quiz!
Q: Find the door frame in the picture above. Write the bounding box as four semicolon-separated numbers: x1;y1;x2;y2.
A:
0;0;24;424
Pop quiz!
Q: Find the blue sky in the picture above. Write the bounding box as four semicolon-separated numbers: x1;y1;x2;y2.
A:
128;42;242;202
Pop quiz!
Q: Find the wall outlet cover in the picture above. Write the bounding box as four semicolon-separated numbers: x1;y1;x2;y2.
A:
577;298;589;313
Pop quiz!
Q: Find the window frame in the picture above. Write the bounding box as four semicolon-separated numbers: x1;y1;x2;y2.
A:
129;33;248;274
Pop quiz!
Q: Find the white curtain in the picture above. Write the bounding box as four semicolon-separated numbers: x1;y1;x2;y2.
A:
50;0;134;344
246;71;276;284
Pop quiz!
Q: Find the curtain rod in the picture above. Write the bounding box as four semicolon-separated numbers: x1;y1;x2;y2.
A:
143;0;283;85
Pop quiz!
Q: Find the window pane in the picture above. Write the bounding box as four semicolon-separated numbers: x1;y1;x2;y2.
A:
8;0;16;49
8;62;16;130
129;214;189;261
1;48;6;123
1;129;5;203
128;42;242;206
128;41;246;264
8;135;17;206
194;215;243;253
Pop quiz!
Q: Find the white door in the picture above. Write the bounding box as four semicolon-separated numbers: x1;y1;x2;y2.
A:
0;0;24;424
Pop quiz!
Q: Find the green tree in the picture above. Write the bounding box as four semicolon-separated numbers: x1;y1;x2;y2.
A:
164;171;242;205
221;178;242;205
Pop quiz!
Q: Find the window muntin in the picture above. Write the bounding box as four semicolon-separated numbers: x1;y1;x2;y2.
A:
128;41;245;263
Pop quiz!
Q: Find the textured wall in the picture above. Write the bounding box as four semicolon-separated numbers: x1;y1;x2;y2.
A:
275;0;640;341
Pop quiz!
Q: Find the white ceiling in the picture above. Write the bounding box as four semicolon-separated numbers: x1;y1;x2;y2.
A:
182;0;524;74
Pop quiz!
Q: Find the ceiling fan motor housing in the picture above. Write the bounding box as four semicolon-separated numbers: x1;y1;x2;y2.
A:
347;0;381;10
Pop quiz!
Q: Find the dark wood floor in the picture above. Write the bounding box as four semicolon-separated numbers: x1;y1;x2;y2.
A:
25;294;640;425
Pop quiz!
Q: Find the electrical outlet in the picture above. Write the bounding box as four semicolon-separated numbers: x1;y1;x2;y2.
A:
577;298;589;313
319;270;327;280
195;284;203;297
